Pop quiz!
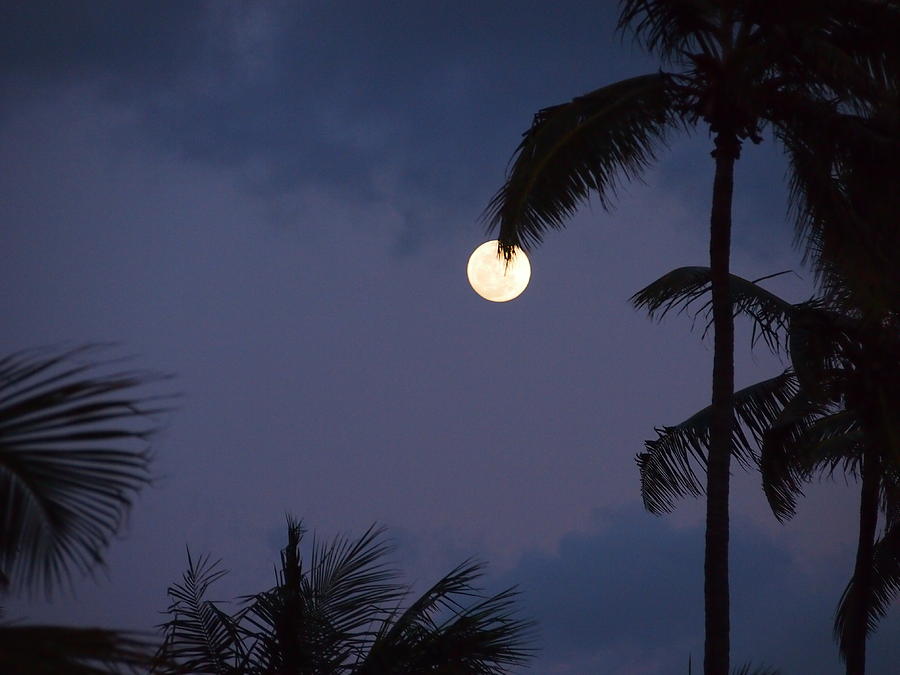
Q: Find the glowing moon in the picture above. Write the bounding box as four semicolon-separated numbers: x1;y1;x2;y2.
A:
466;240;531;302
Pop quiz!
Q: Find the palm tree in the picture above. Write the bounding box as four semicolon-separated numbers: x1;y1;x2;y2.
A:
0;344;170;672
155;517;535;674
633;266;899;674
768;90;900;675
483;3;899;672
762;309;899;675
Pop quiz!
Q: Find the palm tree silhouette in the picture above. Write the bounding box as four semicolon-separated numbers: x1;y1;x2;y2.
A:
633;265;898;674
484;3;899;672
155;517;535;674
762;97;900;675
0;344;170;672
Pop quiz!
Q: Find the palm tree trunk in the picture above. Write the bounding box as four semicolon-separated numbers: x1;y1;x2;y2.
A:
845;452;880;675
705;131;740;675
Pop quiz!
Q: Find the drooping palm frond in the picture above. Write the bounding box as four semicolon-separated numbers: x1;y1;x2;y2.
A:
631;266;797;352
834;520;900;658
810;0;900;98
779;95;900;317
0;345;169;596
359;561;535;674
0;624;159;675
638;371;798;513
484;73;678;256
761;402;861;522
154;551;248;675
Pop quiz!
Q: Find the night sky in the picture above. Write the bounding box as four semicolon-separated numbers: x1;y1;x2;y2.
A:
2;2;897;673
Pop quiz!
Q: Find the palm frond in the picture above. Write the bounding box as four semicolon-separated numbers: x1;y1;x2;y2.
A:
155;550;247;674
813;0;900;98
834;520;900;659
306;523;402;638
360;561;535;673
0;345;170;595
638;371;798;514
779;97;900;316
786;307;854;400
484;73;678;256
0;624;159;675
761;401;860;522
631;266;796;353
242;518;404;673
618;0;719;61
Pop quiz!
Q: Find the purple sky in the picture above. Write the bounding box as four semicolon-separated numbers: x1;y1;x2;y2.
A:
2;2;897;673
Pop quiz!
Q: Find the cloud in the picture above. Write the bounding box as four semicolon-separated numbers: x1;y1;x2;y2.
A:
491;506;900;674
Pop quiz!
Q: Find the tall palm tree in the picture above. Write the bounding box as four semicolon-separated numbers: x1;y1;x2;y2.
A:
155;517;535;674
0;344;169;672
483;3;899;672
770;88;900;674
762;308;899;675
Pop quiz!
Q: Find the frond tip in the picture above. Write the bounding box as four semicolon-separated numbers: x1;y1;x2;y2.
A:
638;372;798;514
631;266;796;353
834;522;900;658
484;73;677;257
0;344;171;595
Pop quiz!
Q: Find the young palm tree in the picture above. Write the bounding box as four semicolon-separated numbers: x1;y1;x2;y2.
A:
155;517;535;674
484;3;899;673
0;344;169;672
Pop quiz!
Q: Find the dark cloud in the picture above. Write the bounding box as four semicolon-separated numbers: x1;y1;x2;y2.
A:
0;1;204;90
492;507;899;674
0;1;660;241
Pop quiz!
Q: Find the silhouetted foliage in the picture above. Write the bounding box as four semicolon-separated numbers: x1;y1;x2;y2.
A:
0;344;171;673
155;517;535;674
483;3;900;673
634;266;899;672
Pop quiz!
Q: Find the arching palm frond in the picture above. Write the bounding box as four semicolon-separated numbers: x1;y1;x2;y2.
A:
242;518;404;673
761;403;861;522
631;266;796;353
0;625;159;675
638;371;798;514
159;520;535;674
0;345;168;595
359;561;535;674
155;551;248;675
304;523;402;640
484;73;678;256
834;521;900;658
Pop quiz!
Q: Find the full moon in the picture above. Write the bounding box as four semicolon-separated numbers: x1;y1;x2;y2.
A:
466;240;531;302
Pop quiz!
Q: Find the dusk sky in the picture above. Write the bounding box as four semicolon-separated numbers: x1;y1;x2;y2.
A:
2;2;897;673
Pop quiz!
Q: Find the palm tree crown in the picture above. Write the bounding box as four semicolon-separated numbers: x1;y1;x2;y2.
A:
155;517;535;674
